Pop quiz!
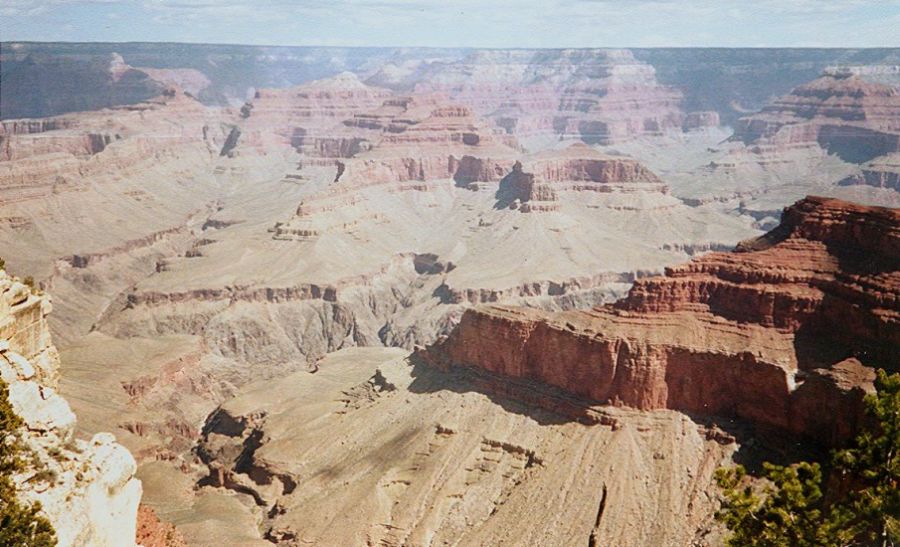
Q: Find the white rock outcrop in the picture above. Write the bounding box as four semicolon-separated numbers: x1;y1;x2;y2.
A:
0;270;141;546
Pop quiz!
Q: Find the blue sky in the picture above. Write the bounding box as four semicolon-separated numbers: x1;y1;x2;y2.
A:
2;0;899;48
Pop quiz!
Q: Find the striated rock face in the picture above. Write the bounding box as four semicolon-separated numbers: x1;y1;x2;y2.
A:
624;196;899;359
193;347;737;547
269;91;525;238
232;72;392;155
732;73;900;163
0;270;141;546
305;93;521;185
427;196;898;446
840;153;900;191
415;49;698;144
552;53;686;144
488;145;667;213
0;85;231;292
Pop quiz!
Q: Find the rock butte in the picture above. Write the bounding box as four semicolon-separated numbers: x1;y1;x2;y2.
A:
425;196;897;446
731;72;900;163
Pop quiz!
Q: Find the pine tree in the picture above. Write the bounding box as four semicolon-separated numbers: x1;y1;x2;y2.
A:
0;378;57;546
716;370;900;547
830;370;900;546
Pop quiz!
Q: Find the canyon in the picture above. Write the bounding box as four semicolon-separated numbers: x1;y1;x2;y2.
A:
427;196;896;445
0;43;898;545
186;196;897;545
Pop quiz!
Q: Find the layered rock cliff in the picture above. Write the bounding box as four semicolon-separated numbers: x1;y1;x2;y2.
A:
415;49;708;144
426;196;898;446
0;269;141;546
229;72;392;155
840;153;900;191
731;72;900;163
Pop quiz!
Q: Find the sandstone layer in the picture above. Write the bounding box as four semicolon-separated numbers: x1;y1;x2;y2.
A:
731;72;900;163
426;196;898;446
413;49;716;145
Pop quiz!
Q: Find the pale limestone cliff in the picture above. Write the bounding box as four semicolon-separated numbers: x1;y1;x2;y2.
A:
0;270;141;546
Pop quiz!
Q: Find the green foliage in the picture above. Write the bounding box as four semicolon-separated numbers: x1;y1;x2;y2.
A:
0;257;5;271
715;462;832;546
831;370;900;545
22;276;35;289
0;378;57;546
716;370;900;547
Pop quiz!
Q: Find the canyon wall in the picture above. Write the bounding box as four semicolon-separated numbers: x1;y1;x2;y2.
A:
426;196;898;446
633;48;900;126
841;153;900;190
731;73;900;163
0;52;165;119
412;49;705;144
6;43;896;130
0;269;141;546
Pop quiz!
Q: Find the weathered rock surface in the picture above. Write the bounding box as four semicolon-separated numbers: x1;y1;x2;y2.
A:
732;72;900;163
426;196;897;446
2;45;900;546
135;505;188;547
415;49;701;144
0;269;142;546
231;72;392;155
840;153;900;191
193;347;736;546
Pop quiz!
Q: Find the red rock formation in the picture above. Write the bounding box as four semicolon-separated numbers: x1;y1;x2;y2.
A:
426;196;898;446
135;505;187;547
233;72;392;154
732;73;900;163
0;90;229;182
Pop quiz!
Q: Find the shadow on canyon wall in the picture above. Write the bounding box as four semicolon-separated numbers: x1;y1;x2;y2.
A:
403;352;834;476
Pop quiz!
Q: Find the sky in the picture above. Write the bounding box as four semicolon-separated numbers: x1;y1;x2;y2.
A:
2;0;900;48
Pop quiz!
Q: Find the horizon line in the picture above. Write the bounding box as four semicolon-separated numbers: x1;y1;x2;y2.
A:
3;40;900;51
